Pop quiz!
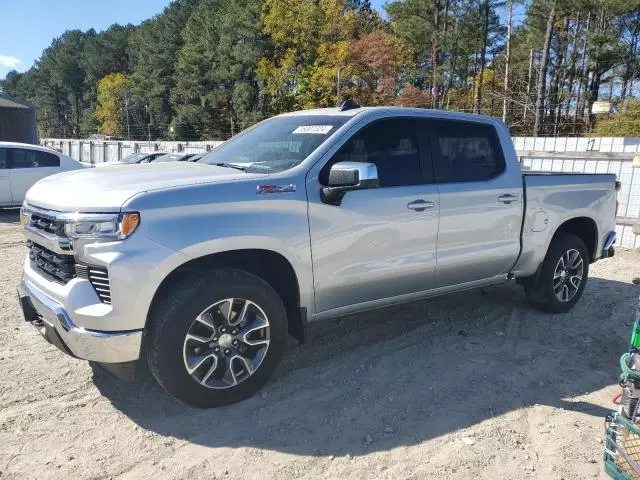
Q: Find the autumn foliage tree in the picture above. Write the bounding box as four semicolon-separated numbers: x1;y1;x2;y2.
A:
258;0;358;110
95;73;133;136
394;84;432;107
346;29;412;105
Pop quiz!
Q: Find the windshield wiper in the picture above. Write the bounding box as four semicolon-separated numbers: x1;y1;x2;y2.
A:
213;162;247;171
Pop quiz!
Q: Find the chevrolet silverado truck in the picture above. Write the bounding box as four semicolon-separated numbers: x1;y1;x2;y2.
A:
17;106;617;408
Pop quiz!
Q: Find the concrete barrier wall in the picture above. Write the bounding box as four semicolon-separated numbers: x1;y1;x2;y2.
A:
40;139;226;164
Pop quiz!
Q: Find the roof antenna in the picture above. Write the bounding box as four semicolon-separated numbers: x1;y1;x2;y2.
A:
339;99;360;111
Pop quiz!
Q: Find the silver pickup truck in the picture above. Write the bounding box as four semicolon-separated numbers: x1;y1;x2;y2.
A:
18;106;617;407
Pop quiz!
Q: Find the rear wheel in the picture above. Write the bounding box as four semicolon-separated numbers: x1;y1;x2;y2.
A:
525;234;589;313
145;268;287;408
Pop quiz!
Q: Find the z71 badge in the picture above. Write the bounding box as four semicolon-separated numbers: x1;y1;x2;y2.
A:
256;184;297;194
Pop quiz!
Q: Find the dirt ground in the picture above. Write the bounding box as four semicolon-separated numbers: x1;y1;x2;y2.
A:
0;208;638;480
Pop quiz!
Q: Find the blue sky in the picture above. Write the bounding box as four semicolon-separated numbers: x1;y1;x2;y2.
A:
0;0;171;77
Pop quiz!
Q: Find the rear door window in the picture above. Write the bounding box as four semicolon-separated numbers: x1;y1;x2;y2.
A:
430;121;505;183
10;149;60;168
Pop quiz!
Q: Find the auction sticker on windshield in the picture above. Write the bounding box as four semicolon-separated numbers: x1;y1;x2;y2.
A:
292;125;333;134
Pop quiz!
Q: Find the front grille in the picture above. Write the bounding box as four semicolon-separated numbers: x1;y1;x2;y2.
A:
29;212;66;237
28;241;75;284
76;264;111;304
27;241;111;304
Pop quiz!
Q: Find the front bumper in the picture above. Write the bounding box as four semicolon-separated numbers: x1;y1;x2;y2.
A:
18;278;143;363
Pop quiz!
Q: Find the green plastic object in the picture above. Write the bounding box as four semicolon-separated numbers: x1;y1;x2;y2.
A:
631;321;640;351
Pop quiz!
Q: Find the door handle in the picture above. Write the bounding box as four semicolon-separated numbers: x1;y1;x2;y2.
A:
498;194;519;204
407;199;435;212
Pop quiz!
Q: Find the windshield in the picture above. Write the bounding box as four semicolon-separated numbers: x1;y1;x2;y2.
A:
200;115;349;173
120;153;147;164
152;153;188;163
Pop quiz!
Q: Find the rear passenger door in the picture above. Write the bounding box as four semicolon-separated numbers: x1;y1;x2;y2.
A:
427;119;522;287
8;148;61;204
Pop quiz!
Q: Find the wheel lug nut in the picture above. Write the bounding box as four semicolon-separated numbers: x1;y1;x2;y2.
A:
212;337;218;342
232;340;238;346
214;347;220;352
224;349;230;355
232;329;237;335
220;327;226;333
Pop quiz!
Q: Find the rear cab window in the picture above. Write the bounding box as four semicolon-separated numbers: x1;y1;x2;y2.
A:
428;120;505;183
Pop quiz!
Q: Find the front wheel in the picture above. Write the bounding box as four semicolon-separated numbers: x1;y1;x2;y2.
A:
145;268;287;408
524;233;589;313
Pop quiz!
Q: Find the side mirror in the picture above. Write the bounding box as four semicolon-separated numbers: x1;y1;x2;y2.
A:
321;161;379;206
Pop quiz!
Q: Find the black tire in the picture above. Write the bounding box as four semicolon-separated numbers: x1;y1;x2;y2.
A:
145;268;287;408
525;233;589;314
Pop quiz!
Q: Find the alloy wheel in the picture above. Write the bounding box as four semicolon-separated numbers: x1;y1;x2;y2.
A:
182;298;270;389
553;248;584;302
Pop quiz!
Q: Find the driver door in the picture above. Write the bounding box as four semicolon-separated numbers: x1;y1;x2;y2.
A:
306;117;440;315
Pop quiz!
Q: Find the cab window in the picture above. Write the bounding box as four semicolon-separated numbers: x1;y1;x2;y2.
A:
322;118;424;187
10;149;61;168
429;121;505;183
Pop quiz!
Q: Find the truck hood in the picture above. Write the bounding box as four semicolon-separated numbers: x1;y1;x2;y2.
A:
25;162;265;211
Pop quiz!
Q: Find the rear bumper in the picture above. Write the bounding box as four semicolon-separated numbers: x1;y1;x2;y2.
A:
601;231;617;259
17;278;142;363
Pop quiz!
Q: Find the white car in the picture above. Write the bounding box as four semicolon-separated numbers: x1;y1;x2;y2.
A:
0;142;87;207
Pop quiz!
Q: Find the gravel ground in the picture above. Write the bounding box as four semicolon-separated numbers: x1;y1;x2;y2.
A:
1;207;638;480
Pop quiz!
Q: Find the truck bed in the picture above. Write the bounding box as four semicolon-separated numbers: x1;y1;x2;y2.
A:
512;172;617;278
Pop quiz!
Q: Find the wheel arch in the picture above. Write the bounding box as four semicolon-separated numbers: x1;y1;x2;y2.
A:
516;215;597;288
551;216;598;262
146;249;306;343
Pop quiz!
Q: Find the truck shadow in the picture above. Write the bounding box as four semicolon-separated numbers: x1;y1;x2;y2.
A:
93;276;635;456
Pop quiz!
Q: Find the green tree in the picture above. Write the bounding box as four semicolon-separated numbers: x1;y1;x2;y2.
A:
82;24;134;86
216;0;269;131
172;0;267;140
37;30;87;137
129;0;196;138
592;99;640;136
0;70;38;106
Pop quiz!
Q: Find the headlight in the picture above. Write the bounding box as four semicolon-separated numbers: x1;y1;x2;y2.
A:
64;212;140;240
